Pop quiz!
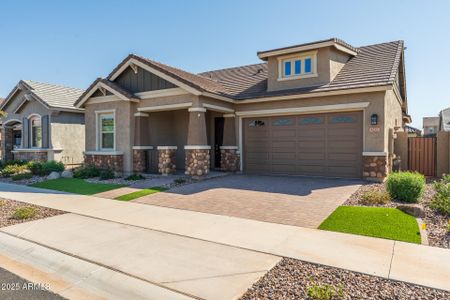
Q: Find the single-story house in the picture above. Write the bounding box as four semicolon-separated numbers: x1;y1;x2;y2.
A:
75;38;409;181
404;125;421;137
0;80;85;164
439;107;450;132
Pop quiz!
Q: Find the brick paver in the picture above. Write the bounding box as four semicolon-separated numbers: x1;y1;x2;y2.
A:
134;175;361;228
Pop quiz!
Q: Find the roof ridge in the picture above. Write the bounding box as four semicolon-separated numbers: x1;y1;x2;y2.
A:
357;40;403;49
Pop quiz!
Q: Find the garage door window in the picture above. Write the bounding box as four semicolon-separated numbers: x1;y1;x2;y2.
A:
249;120;265;127
273;118;294;126
299;117;324;125
330;116;356;124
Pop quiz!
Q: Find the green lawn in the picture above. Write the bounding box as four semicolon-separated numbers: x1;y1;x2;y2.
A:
31;178;125;195
115;187;167;201
319;206;421;244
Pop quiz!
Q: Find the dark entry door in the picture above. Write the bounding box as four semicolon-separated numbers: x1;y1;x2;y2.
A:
214;117;225;168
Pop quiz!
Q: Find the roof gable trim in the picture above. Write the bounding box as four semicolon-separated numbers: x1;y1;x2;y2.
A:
76;81;138;108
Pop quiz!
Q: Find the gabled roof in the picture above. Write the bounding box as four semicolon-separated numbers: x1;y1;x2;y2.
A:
1;80;85;112
76;78;139;106
77;39;406;105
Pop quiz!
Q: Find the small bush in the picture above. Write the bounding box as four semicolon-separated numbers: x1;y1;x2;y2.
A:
28;161;65;176
99;169;115;180
307;279;344;300
125;174;145;181
386;172;425;203
11;172;33;181
430;179;450;215
0;199;5;207
443;174;450;184
174;178;186;184
73;165;100;179
0;164;29;177
0;159;28;169
11;207;37;220
361;190;391;205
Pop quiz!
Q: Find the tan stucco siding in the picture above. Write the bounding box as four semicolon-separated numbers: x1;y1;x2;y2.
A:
236;91;387;152
50;122;85;163
138;94;196;108
384;90;403;153
85;101;133;172
2;92;50;125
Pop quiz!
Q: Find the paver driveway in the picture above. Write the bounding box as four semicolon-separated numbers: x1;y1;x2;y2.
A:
135;175;362;228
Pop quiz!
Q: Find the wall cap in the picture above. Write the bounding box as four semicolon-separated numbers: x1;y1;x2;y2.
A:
85;151;124;155
184;145;211;150
132;146;154;150
12;148;63;153
157;146;178;150
363;152;388;156
220;146;238;150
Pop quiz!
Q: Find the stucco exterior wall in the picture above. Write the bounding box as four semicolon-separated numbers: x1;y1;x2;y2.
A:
2;91;50;125
384;90;404;154
436;131;450;177
235;91;387;152
50;123;85;164
85;101;134;172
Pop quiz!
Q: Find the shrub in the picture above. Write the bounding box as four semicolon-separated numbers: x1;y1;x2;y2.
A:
125;174;145;181
0;199;5;207
0;164;28;177
361;190;391;205
99;169;115;180
73;165;100;179
443;174;450;184
0;159;27;169
386;172;425;203
307;279;344;300
11;172;33;181
430;179;450;215
28;161;65;176
11;207;37;220
174;178;186;184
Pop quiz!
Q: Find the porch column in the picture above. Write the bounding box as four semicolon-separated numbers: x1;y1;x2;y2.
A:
1;126;14;161
185;107;210;176
220;114;240;172
133;112;151;173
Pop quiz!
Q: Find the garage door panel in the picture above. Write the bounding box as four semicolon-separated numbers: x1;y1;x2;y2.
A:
244;112;362;178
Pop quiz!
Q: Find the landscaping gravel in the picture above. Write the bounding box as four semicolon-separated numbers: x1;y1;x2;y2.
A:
240;258;450;300
0;175;46;186
0;198;65;228
344;181;449;249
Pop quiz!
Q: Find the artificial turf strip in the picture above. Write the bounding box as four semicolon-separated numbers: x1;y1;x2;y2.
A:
31;178;125;195
319;206;421;244
115;187;167;201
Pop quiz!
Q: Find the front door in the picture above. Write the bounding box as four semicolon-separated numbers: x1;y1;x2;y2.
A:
214;117;225;168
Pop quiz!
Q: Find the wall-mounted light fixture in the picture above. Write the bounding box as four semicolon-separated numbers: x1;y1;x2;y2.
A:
371;114;378;125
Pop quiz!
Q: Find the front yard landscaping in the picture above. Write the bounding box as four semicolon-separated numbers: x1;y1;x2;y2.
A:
115;187;167;201
0;198;64;228
31;178;125;195
319;206;421;244
240;258;450;300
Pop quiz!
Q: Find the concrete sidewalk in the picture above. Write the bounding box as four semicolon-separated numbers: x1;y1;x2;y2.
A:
0;182;449;291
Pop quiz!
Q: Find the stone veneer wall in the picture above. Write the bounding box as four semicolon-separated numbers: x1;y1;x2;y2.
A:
185;149;210;176
158;149;176;175
85;154;123;172
1;127;13;161
220;148;240;172
13;151;47;162
133;150;146;173
363;155;388;181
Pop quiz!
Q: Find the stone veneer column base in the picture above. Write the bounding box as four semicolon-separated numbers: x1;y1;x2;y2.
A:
185;146;210;177
363;155;388;181
220;146;240;172
157;147;177;175
133;150;146;173
85;154;123;172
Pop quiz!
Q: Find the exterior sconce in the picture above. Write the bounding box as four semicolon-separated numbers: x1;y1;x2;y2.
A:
371;114;378;125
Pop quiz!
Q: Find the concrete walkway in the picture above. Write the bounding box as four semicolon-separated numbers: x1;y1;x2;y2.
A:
0;182;449;291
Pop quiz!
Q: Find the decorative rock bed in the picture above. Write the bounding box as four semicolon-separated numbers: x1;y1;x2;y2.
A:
240;258;449;300
345;182;449;249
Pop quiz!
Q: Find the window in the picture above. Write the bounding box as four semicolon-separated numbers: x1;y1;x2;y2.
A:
249;120;265;127
299;117;324;125
30;117;42;148
280;51;317;80
273;118;294;126
330;116;356;124
98;112;115;150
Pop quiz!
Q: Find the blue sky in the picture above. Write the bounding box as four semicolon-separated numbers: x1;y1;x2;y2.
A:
0;0;448;128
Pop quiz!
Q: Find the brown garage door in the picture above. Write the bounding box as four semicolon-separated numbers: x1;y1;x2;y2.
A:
244;112;363;178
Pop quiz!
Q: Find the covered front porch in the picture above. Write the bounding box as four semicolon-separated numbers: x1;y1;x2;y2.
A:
132;103;240;176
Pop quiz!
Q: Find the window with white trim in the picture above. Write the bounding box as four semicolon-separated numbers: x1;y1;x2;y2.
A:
279;51;317;80
98;112;115;150
30;116;42;148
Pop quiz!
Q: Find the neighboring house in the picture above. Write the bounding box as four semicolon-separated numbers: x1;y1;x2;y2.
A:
423;116;439;136
439;107;450;132
0;80;85;164
404;125;421;137
75;38;409;181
